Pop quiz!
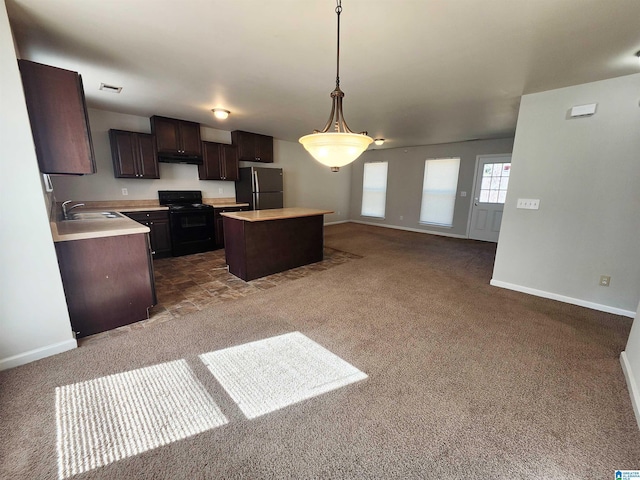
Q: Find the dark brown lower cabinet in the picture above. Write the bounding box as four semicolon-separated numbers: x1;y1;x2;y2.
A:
123;211;172;258
55;233;156;338
214;206;249;247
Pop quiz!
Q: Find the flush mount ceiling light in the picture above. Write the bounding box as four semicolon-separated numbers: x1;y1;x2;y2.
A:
374;138;385;146
212;108;230;120
299;0;372;172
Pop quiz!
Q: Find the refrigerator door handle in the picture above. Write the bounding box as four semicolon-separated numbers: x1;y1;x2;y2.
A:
253;193;259;210
254;170;260;194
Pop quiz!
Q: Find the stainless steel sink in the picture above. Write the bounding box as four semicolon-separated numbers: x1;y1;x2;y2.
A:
68;211;124;220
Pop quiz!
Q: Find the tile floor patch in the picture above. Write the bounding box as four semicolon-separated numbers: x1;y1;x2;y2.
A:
55;359;227;479
199;332;368;419
80;247;361;345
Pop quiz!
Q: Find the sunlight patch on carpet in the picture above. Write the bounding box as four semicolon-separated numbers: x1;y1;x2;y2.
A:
55;359;227;479
199;331;367;419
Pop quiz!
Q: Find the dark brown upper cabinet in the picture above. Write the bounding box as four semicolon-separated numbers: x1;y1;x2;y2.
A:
109;130;159;179
231;130;274;163
18;60;96;175
150;115;202;158
198;142;239;181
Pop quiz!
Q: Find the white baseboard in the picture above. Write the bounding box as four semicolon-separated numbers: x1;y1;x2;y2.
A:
489;279;636;318
621;351;640;430
350;220;468;239
0;339;77;371
324;220;349;226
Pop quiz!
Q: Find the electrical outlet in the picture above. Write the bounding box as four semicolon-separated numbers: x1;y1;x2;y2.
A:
599;275;611;287
121;188;128;196
218;188;223;194
400;215;404;220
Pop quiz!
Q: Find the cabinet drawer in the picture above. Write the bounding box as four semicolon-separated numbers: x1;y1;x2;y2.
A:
125;210;168;222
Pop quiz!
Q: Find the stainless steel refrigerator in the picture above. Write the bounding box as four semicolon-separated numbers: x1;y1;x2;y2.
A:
236;167;284;210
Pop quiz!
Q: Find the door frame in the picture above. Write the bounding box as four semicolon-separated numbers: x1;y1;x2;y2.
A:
466;153;512;239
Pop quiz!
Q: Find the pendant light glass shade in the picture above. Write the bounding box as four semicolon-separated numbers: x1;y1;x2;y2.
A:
299;132;372;170
299;0;372;172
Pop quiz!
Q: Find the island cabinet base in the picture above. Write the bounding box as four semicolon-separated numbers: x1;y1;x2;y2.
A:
223;215;324;281
55;233;156;338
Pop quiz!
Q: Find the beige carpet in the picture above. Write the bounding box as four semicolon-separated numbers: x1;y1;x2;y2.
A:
1;222;638;479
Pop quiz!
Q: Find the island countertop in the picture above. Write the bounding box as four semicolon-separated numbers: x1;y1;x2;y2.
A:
220;207;334;222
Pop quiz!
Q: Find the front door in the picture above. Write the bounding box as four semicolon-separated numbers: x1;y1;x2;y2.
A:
469;154;512;242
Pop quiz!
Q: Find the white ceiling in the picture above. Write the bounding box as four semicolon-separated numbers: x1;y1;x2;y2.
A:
6;0;640;149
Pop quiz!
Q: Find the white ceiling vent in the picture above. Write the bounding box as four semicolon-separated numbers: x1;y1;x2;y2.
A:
99;83;122;93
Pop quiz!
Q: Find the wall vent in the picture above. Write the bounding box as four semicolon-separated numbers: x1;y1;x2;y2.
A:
99;83;122;93
569;103;597;118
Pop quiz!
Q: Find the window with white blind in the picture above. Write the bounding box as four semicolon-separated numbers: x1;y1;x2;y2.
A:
361;162;388;218
419;158;460;227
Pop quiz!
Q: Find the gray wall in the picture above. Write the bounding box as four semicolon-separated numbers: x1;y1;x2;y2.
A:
349;138;515;237
492;73;640;315
271;141;352;224
52;109;351;224
0;0;76;370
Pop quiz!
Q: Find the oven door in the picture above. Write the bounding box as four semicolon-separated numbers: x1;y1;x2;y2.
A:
169;209;216;256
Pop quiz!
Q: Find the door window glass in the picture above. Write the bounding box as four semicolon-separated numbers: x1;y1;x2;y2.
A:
478;163;511;204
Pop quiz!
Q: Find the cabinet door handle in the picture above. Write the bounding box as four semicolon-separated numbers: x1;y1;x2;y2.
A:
150;222;154;225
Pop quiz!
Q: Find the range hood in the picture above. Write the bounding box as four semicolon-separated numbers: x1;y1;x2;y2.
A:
158;153;203;165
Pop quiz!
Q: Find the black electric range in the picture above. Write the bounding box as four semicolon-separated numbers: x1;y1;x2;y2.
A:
158;191;215;257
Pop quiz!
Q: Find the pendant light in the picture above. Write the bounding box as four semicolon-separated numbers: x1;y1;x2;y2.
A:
299;0;372;172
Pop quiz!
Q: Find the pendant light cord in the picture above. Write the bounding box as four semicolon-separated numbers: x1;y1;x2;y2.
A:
335;0;342;89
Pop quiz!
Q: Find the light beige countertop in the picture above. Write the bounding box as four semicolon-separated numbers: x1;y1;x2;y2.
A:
59;198;248;212
220;207;334;222
207;202;250;208
50;200;250;242
51;212;149;242
116;206;168;213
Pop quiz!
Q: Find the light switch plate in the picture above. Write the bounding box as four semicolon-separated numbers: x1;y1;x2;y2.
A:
517;198;540;210
43;174;53;192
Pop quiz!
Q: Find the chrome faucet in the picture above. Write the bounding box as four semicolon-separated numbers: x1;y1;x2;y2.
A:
62;200;85;220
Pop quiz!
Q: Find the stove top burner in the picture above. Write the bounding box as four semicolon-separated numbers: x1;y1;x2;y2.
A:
168;203;214;212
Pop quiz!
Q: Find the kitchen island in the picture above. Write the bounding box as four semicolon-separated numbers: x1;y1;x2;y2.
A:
221;208;334;281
